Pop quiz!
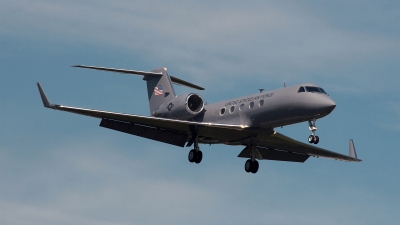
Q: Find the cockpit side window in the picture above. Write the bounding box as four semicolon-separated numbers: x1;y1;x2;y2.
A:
319;88;327;94
298;86;305;93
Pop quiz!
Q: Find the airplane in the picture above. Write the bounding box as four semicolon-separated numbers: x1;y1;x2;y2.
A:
37;65;361;174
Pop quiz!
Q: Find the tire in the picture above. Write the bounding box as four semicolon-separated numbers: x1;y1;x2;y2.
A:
245;159;253;173
194;150;203;164
188;150;196;163
308;135;315;143
251;160;259;174
314;136;319;144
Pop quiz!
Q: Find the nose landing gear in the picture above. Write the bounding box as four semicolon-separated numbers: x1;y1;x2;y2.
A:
308;118;319;144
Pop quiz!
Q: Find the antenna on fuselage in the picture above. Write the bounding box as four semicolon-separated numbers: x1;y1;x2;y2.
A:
259;89;264;93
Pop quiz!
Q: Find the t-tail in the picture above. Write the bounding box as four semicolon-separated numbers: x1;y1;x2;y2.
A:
72;65;205;116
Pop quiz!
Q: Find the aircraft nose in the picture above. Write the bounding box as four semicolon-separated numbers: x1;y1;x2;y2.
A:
320;97;336;114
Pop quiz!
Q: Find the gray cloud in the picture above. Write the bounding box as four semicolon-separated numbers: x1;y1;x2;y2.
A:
0;135;396;225
1;0;398;93
377;101;400;131
1;1;400;224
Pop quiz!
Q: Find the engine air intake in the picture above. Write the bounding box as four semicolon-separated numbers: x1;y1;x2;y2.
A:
187;94;204;113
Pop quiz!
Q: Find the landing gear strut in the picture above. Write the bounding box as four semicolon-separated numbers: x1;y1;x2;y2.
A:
308;118;319;144
244;145;260;174
188;140;202;164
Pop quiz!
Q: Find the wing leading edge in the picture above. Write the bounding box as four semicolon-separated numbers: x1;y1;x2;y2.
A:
37;82;246;133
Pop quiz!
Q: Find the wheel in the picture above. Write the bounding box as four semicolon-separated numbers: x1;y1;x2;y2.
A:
245;159;253;173
194;150;203;164
314;136;319;144
188;149;196;163
251;160;259;174
308;135;315;143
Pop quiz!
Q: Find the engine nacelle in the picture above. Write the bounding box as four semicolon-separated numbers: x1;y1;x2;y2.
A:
153;93;205;120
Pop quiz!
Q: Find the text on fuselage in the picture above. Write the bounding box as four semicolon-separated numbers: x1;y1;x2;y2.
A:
224;92;274;107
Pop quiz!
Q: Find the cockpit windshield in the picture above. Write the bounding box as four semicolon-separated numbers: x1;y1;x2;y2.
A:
298;86;328;95
305;86;321;93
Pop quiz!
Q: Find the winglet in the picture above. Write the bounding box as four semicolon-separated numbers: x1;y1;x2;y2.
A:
349;139;358;159
37;82;52;108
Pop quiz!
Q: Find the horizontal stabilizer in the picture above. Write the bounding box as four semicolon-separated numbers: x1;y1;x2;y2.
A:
72;65;162;76
37;83;52;108
73;65;205;90
170;76;204;90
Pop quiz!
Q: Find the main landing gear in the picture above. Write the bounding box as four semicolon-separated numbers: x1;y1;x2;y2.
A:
188;142;202;164
245;159;259;174
243;145;260;174
187;141;260;173
308;118;319;144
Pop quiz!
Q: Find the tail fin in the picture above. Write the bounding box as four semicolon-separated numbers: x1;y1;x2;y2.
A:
144;67;176;114
72;65;204;115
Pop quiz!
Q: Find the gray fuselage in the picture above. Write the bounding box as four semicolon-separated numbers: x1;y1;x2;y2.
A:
195;83;336;130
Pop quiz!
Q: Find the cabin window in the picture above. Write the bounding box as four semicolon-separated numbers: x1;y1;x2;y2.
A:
230;105;235;113
259;99;264;107
239;104;245;111
220;107;226;115
249;102;254;109
298;86;305;92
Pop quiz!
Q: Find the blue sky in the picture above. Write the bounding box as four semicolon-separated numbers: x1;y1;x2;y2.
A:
1;0;399;224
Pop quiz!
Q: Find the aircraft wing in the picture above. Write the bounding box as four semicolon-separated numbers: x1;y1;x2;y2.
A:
46;104;247;130
37;83;247;147
243;131;361;162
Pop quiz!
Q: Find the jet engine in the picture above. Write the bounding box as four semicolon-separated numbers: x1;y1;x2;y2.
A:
154;93;205;120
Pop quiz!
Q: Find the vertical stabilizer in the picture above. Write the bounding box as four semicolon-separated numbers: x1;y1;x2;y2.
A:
144;67;176;114
349;139;358;158
71;65;204;116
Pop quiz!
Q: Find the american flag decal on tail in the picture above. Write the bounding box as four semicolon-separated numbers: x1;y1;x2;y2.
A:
154;85;163;96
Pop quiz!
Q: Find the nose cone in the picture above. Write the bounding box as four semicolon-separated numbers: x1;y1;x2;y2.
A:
320;97;336;114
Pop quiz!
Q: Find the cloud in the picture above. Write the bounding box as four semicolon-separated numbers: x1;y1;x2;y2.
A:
1;135;397;225
1;2;400;224
377;101;400;131
0;138;223;225
1;0;399;93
